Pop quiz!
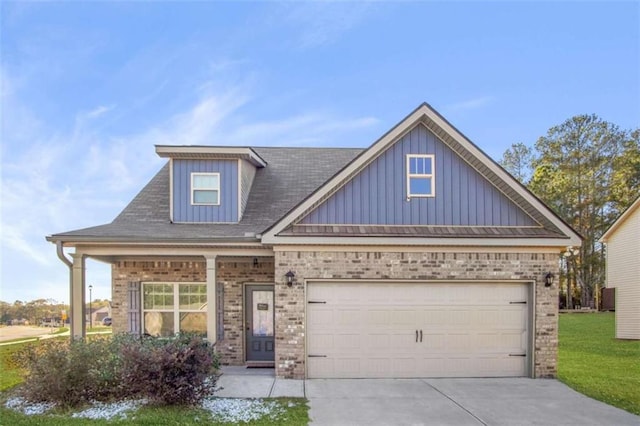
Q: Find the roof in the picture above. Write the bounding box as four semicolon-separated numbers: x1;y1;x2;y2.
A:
155;145;267;167
48;102;582;247
48;147;363;243
262;103;582;245
600;195;640;242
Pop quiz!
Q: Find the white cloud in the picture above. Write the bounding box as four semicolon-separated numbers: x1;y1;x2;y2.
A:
85;105;116;119
0;62;379;303
226;113;378;146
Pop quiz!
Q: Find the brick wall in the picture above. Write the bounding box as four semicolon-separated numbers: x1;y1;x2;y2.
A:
274;250;560;379
111;258;274;366
216;257;274;365
111;260;206;336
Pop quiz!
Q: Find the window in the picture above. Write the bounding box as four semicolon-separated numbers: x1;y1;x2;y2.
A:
406;154;435;198
142;283;207;337
191;173;220;205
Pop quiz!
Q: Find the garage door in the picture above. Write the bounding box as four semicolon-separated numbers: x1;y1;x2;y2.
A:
307;281;530;379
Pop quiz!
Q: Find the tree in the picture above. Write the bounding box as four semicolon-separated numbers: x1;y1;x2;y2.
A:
499;142;533;184
502;115;640;308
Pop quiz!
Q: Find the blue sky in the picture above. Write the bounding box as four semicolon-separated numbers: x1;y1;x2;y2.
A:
1;1;639;304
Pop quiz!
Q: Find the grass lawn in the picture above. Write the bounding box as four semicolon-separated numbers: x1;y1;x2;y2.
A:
0;340;37;391
558;312;640;415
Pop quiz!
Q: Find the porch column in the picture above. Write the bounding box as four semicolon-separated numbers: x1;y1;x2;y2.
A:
70;253;86;339
205;255;217;343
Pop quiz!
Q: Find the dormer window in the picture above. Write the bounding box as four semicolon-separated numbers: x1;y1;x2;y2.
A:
191;173;220;205
406;154;435;198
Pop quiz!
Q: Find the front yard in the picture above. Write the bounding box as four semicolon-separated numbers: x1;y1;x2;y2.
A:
0;337;308;425
2;312;638;423
558;312;640;415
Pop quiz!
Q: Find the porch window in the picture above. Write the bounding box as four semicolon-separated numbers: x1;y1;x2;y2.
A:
191;172;220;205
406;154;435;198
142;282;207;337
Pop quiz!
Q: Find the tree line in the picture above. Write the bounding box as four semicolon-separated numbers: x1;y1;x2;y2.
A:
500;114;639;308
0;299;111;325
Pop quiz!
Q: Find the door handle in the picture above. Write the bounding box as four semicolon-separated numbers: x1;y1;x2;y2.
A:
420;330;423;342
415;330;418;342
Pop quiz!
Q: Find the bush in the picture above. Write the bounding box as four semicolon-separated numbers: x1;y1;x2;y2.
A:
120;334;219;405
14;334;219;407
15;336;123;407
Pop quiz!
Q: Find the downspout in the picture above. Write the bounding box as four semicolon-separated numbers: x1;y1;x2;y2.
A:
55;241;74;339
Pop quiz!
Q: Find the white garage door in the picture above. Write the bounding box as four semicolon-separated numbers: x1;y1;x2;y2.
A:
307;281;530;379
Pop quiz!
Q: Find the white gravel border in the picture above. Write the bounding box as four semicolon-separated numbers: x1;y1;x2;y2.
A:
201;397;287;423
71;399;147;420
5;396;296;423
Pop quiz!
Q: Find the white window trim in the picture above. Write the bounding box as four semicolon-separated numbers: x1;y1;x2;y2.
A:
141;282;208;337
406;154;435;199
191;172;220;206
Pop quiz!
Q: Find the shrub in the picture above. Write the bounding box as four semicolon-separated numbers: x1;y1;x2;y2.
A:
120;333;219;405
14;334;219;407
15;336;123;407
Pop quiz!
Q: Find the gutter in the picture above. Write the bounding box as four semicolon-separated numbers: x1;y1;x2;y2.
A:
55;240;72;268
55;241;75;339
46;235;262;245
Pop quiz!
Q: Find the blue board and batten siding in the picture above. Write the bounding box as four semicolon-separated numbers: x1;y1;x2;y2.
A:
240;160;256;220
301;124;537;226
173;159;238;223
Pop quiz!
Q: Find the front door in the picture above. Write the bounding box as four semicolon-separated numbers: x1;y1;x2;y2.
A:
245;285;275;362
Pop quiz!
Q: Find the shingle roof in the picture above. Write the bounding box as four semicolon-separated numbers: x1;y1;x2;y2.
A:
49;147;364;242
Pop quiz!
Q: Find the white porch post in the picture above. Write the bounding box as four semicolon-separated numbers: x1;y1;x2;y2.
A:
71;253;86;339
205;255;217;343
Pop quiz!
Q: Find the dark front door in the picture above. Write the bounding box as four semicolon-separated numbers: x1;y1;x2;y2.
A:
245;285;275;362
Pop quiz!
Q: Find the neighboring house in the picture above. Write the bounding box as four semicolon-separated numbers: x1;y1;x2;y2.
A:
47;103;581;379
87;305;111;325
600;196;640;340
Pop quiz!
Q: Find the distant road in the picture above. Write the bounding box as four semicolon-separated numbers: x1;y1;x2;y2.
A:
0;325;58;342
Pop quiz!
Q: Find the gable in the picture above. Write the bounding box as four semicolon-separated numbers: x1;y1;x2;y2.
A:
263;103;582;246
600;196;640;243
300;124;537;227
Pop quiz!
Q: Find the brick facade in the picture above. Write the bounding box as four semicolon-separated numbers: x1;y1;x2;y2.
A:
111;258;274;366
216;257;275;365
274;250;560;379
111;251;560;380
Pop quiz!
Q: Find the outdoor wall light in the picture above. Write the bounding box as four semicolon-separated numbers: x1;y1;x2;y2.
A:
285;270;296;287
545;272;554;287
253;257;259;267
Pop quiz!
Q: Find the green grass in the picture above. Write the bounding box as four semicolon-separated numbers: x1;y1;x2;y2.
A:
558;312;640;415
0;340;35;391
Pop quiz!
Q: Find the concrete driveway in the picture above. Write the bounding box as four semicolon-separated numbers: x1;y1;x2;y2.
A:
306;378;640;426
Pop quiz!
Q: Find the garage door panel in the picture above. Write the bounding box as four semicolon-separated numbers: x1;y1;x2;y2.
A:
308;333;334;353
307;282;530;379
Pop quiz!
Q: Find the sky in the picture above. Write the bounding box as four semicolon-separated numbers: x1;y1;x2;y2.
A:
1;1;639;304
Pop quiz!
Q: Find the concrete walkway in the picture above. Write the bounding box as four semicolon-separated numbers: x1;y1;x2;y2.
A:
218;368;640;426
217;366;305;398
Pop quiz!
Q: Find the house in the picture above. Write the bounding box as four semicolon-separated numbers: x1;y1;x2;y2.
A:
86;305;111;325
47;103;581;379
600;196;640;340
